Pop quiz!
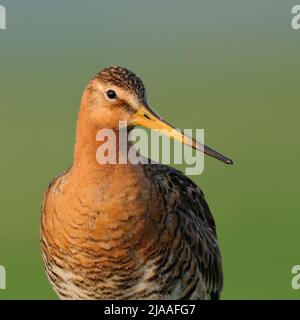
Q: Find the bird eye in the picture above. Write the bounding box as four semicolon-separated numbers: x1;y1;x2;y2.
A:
106;90;117;99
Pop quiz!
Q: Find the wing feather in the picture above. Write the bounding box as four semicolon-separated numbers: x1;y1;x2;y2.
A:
143;163;223;298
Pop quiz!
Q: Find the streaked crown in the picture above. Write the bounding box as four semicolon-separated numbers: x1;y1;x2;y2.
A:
95;66;146;102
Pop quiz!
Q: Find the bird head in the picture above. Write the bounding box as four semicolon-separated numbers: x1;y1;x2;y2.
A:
83;66;233;165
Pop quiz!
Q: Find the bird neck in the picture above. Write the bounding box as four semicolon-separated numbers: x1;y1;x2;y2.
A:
72;99;143;185
71;107;152;225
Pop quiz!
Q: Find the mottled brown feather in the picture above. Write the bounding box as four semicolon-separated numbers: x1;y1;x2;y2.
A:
41;66;223;300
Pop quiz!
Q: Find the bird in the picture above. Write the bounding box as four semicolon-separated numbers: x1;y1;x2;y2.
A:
41;66;233;300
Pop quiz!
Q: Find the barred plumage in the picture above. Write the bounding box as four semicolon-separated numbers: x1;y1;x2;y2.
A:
41;66;231;300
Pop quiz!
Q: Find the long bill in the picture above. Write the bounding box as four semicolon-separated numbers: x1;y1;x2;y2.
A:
130;105;233;165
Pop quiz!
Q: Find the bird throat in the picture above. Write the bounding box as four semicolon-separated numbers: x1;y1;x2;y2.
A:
71;105;151;217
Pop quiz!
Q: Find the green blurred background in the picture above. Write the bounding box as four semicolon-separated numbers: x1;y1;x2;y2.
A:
0;0;299;299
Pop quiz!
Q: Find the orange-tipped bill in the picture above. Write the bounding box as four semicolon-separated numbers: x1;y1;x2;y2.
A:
130;105;233;165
